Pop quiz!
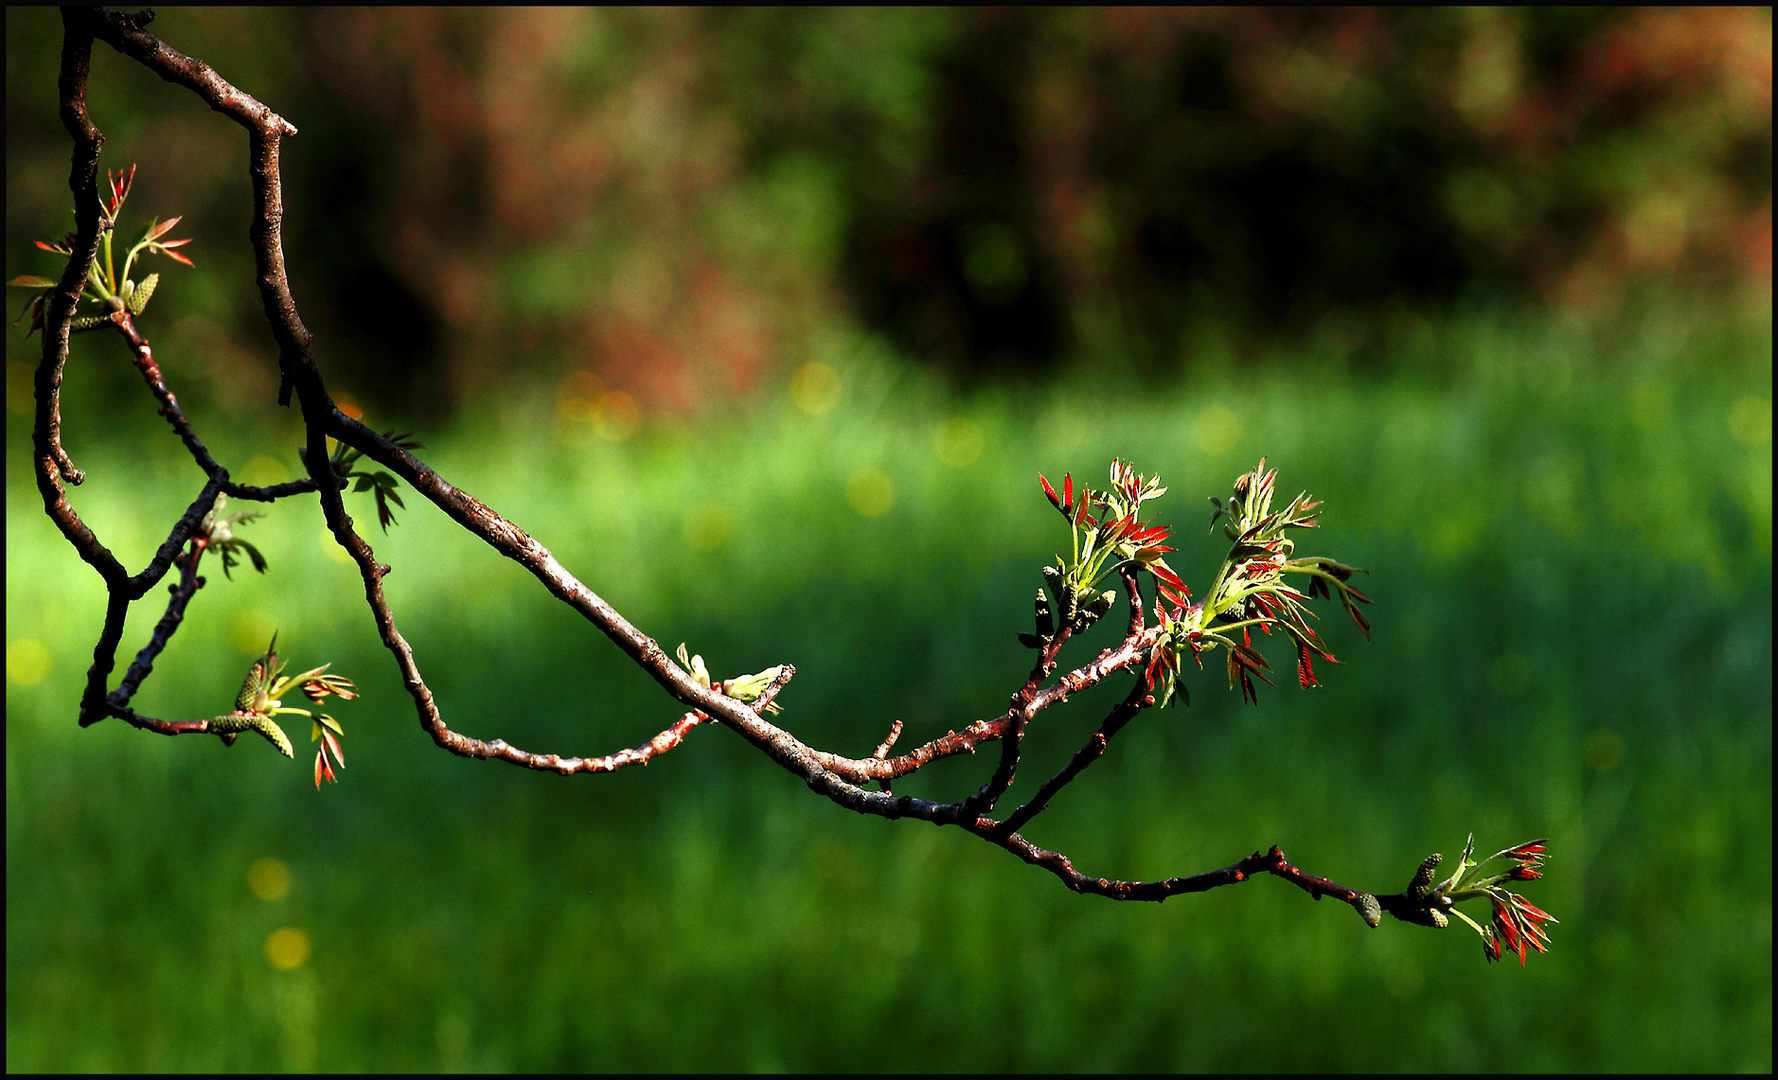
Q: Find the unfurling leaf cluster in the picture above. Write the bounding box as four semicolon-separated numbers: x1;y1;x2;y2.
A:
1025;459;1186;650
1142;459;1373;709
197;493;267;580
9;164;192;336
216;633;358;787
324;431;421;532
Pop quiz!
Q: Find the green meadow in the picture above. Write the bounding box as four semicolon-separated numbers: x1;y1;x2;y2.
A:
6;305;1771;1070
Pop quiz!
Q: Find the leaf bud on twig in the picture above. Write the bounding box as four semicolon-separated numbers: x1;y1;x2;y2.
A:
1407;853;1443;900
1355;892;1382;928
1072;588;1116;631
1396;905;1449;928
675;643;711;689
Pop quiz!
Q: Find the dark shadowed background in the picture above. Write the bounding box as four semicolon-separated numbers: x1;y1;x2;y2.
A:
7;7;1770;1070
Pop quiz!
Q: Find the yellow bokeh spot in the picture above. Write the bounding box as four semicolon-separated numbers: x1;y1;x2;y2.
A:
790;362;841;415
593;391;640;441
7;361;35;416
319;526;354;564
264;926;311;971
7;639;52;686
556;369;604;423
685;503;733;552
847;468;896;518
1626;381;1673;432
934;416;984;467
234;612;280;657
1624;190;1689;264
242;456;290;487
1524;451;1584;536
1192;405;1241;455
1487;651;1532;698
1727;396;1771;447
248;857;292;901
1420;500;1490;559
1583;727;1626;773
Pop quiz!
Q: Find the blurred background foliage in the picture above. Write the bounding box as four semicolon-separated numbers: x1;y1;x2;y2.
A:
5;7;1770;418
5;6;1771;1072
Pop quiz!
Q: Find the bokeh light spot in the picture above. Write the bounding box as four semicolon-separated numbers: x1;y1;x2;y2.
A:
556;369;603;424
961;222;1028;304
1627;381;1673;432
685;503;733;551
1192;405;1241;455
934;416;983;467
7;362;35;416
264;927;311;971
847;468;895;518
248;857;292;901
7;639;52;686
1487;651;1532;698
1584;727;1626;773
790;362;841;415
242;456;290;486
593;391;640;441
1727;396;1770;446
234;612;280;656
320;527;353;564
1525;451;1584;536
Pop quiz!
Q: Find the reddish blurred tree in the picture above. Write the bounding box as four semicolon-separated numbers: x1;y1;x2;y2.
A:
12;9;1759;416
279;8;1774;399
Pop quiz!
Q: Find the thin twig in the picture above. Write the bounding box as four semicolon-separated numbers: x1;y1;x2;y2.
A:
24;8;1431;931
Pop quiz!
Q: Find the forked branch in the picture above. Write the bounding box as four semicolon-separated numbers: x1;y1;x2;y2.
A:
21;6;1554;966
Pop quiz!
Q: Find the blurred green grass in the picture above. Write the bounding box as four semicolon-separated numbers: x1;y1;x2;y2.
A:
5;305;1771;1070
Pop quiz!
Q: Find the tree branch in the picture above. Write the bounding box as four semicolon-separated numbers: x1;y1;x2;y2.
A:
18;7;1557;966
